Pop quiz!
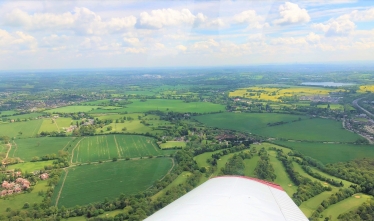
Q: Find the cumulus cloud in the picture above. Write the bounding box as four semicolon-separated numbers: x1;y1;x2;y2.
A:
138;8;197;29
233;10;269;29
273;2;311;25
312;15;355;37
0;29;37;51
123;37;140;46
176;45;187;51
270;37;307;45
306;32;322;43
350;8;374;21
3;7;136;35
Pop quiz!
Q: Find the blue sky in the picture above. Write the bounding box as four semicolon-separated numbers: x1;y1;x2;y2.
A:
0;0;373;70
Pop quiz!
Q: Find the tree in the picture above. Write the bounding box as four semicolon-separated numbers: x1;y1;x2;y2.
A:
112;157;118;162
107;126;113;131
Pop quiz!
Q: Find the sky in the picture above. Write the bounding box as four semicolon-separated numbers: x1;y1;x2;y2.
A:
0;0;374;70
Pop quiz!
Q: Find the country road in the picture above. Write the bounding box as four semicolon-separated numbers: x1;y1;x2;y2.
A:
352;96;374;117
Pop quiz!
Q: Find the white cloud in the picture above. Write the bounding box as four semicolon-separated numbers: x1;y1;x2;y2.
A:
350;8;374;21
273;2;311;25
138;8;197;29
200;18;226;28
271;37;307;45
306;32;322;43
176;45;187;51
233;10;269;29
124;47;146;54
3;7;136;35
313;15;355;37
0;29;37;51
123;37;140;46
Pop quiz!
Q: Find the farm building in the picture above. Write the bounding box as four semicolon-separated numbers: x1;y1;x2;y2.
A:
145;176;308;221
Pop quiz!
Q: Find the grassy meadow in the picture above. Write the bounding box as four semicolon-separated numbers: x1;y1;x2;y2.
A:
194;113;359;142
38;117;73;132
10;137;74;161
0;119;43;138
52;158;173;207
159;141;186;149
274;141;374;164
45;106;100;113
71;135;174;163
7;160;54;172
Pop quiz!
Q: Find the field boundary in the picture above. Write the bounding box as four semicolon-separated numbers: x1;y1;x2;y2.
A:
113;135;121;158
70;137;85;164
55;169;69;207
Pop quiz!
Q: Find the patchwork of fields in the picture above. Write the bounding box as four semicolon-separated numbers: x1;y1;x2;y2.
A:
273;141;374;164
229;86;345;102
52;158;173;207
71;135;174;163
194;112;360;142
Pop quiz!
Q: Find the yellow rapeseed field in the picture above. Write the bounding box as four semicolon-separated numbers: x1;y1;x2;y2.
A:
359;85;374;93
229;86;344;102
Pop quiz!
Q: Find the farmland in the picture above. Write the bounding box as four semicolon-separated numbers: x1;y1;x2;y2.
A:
9;137;74;161
52;158;173;207
45;106;100;113
194;113;360;142
0;119;43;138
159;141;186;149
38;117;73;133
90;99;225;113
71;135;174;163
274;141;374;164
229;86;345;102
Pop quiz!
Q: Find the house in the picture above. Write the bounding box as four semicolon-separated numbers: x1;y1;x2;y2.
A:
40;173;49;180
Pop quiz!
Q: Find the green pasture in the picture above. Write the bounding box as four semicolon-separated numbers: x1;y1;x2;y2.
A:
90;99;225;114
4;113;43;120
38;117;72;133
7;160;54;172
0;180;47;215
194;113;360;142
151;171;192;200
10;137;73;161
274;141;374;164
81;99;111;105
159;141;186;149
321;193;372;221
71;135;174;164
0;110;18;116
52;158;173;208
45;106;100;113
0;119;43;138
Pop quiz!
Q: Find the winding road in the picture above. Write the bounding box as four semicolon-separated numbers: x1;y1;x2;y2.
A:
352;96;374;118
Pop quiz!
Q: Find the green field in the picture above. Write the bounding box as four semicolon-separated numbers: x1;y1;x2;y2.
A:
0;119;43;138
268;150;297;196
4;113;43;120
7;160;54;172
321;193;372;221
71;135;174;163
300;191;336;217
89;99;225;113
159;141;186;149
9;137;73;161
52;158;173;207
0;180;47;215
95;113;171;135
38;117;73;133
45;106;100;113
194;149;224;169
194;113;360;142
151;171;192;200
243;155;259;177
274;141;374;164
